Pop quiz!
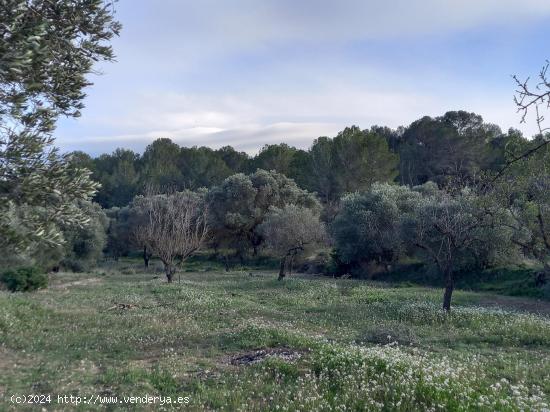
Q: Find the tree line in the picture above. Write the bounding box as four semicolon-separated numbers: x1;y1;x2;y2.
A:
70;111;519;210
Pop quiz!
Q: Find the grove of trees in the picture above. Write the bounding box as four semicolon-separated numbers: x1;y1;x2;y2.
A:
6;108;550;311
206;169;321;260
2;1;549;313
22;118;546;311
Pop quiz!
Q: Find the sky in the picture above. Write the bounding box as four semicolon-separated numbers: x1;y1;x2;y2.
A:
56;0;550;156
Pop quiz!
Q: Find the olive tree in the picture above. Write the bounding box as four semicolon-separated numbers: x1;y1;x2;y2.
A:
523;175;550;284
333;181;517;311
13;200;108;272
258;205;327;280
493;140;550;284
402;186;515;311
331;183;422;276
133;191;209;283
59;201;108;271
207;169;320;260
0;0;120;253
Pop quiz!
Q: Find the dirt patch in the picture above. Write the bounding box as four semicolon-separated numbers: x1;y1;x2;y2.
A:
229;348;304;365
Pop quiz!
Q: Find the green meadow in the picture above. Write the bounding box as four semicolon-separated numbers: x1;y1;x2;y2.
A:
1;262;549;411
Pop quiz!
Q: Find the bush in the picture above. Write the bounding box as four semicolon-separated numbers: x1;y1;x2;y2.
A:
60;201;108;272
0;267;48;292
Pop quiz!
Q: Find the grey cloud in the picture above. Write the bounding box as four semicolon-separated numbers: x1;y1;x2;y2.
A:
108;0;550;70
57;122;342;156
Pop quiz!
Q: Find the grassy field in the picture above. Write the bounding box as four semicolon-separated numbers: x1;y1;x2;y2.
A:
1;262;550;411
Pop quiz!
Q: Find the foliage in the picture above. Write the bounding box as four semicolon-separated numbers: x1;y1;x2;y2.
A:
87;140;252;208
251;143;300;177
331;126;399;193
332;183;422;275
139;138;183;190
0;266;47;292
105;200;161;263
139;140;236;192
295;127;399;210
179;146;233;189
207;169;321;257
398;111;506;187
216;145;250;173
402;185;516;310
492;136;550;279
92;149;141;208
104;207;132;259
330;182;516;309
60;201;108;272
0;0;120;251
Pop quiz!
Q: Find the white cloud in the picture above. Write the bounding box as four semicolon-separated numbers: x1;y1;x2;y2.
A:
57;81;442;154
58;78;540;156
55;0;548;155
57;122;342;155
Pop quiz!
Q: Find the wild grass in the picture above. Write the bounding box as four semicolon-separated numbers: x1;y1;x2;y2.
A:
380;263;549;300
0;264;549;410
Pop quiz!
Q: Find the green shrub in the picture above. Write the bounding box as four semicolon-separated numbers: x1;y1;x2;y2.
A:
0;267;48;292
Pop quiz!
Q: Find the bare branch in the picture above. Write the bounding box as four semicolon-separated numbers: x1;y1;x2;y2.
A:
134;191;209;282
488;61;550;182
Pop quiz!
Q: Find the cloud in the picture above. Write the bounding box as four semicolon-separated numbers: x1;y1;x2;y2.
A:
55;1;549;155
58;122;343;155
58;78;539;156
57;82;442;155
104;0;550;72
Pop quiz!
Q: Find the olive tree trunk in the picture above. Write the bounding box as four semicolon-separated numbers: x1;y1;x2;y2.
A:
278;256;287;280
442;267;454;312
288;254;294;275
143;245;150;268
164;263;174;283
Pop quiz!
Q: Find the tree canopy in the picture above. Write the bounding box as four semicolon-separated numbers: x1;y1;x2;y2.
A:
206;169;320;257
259;205;327;280
0;0;120;254
398;111;504;187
